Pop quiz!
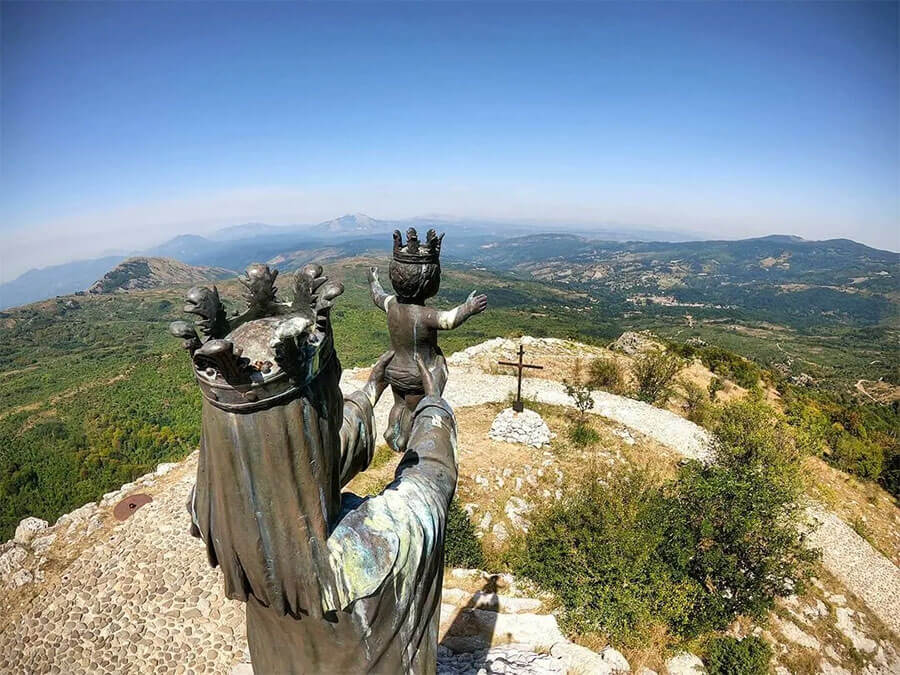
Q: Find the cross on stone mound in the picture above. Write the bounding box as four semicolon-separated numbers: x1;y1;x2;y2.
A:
497;344;543;412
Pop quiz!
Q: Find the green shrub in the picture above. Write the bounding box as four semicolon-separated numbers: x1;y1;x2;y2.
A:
632;349;681;404
882;449;900;500
781;387;899;496
681;380;717;428
784;398;831;456
568;423;600;447
564;380;594;420
698;347;761;389
588;357;626;394
662;400;817;631
445;498;486;569
831;434;884;480
707;376;723;400
705;635;772;675
510;468;699;646
513;398;817;645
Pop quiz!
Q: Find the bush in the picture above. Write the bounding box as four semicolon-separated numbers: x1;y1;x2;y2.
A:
705;635;772;675
681;380;717;428
564;381;594;420
662;400;816;631
831;434;884;480
512;398;816;645
784;398;831;456
698;347;761;389
782;388;899;496
632;349;681;404
707;376;723;400
445;498;486;569
882;448;900;500
510;468;699;645
568;423;600;447
588;357;626;394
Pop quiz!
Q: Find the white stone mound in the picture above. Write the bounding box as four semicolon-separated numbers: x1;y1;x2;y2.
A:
488;408;552;448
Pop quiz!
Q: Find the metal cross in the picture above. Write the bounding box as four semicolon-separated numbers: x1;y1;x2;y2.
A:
498;344;544;412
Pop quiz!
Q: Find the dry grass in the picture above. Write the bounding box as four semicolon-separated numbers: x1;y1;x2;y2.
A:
618;623;678;673
344;445;400;496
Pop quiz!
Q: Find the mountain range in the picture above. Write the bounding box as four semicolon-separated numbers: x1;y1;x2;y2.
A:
0;214;674;309
1;213;896;312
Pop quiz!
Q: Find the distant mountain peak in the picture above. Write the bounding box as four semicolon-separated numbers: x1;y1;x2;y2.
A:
317;213;390;234
87;257;234;294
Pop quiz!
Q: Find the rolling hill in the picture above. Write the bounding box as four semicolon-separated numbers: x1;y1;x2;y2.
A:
86;257;235;294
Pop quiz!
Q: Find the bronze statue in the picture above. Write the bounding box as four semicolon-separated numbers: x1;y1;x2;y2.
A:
369;228;487;452
171;262;460;674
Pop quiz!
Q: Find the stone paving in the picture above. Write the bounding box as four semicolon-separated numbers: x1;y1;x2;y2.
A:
0;456;608;674
0;459;248;674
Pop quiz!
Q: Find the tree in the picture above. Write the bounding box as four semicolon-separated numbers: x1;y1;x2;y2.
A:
588;357;627;394
632;349;681;404
564;380;599;446
661;399;817;631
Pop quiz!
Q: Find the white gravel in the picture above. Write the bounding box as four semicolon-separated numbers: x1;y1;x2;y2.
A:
806;504;900;635
488;408;553;448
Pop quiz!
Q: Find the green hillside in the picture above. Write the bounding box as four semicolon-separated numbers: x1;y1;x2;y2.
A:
0;260;615;539
1;256;897;540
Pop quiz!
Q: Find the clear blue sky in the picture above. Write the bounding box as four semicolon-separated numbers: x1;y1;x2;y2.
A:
1;1;897;280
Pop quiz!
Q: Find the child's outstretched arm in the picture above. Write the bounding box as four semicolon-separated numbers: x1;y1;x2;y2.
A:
369;266;394;313
433;290;488;330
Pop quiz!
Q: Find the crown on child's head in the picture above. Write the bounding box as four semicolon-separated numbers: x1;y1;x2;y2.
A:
392;228;443;264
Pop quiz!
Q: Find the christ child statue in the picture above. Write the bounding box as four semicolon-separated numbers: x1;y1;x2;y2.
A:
369;228;487;452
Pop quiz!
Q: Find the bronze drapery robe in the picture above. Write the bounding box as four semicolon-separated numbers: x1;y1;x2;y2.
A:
188;361;458;674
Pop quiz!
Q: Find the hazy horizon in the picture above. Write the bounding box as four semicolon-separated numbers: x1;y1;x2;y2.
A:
2;2;897;282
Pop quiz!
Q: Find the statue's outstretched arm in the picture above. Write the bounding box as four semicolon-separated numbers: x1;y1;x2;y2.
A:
369;266;393;313
429;290;488;330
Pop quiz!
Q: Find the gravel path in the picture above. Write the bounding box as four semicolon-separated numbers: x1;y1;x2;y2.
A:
806;504;900;635
342;366;713;461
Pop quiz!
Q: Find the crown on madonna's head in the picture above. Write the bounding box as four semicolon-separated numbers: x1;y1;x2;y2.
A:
168;263;343;412
392;228;443;265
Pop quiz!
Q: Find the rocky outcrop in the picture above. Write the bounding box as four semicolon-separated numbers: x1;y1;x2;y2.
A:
87;257;233;294
665;652;706;674
13;517;48;546
608;331;658;355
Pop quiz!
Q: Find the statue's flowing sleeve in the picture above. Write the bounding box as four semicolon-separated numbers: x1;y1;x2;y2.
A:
325;395;458;672
184;388;377;541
